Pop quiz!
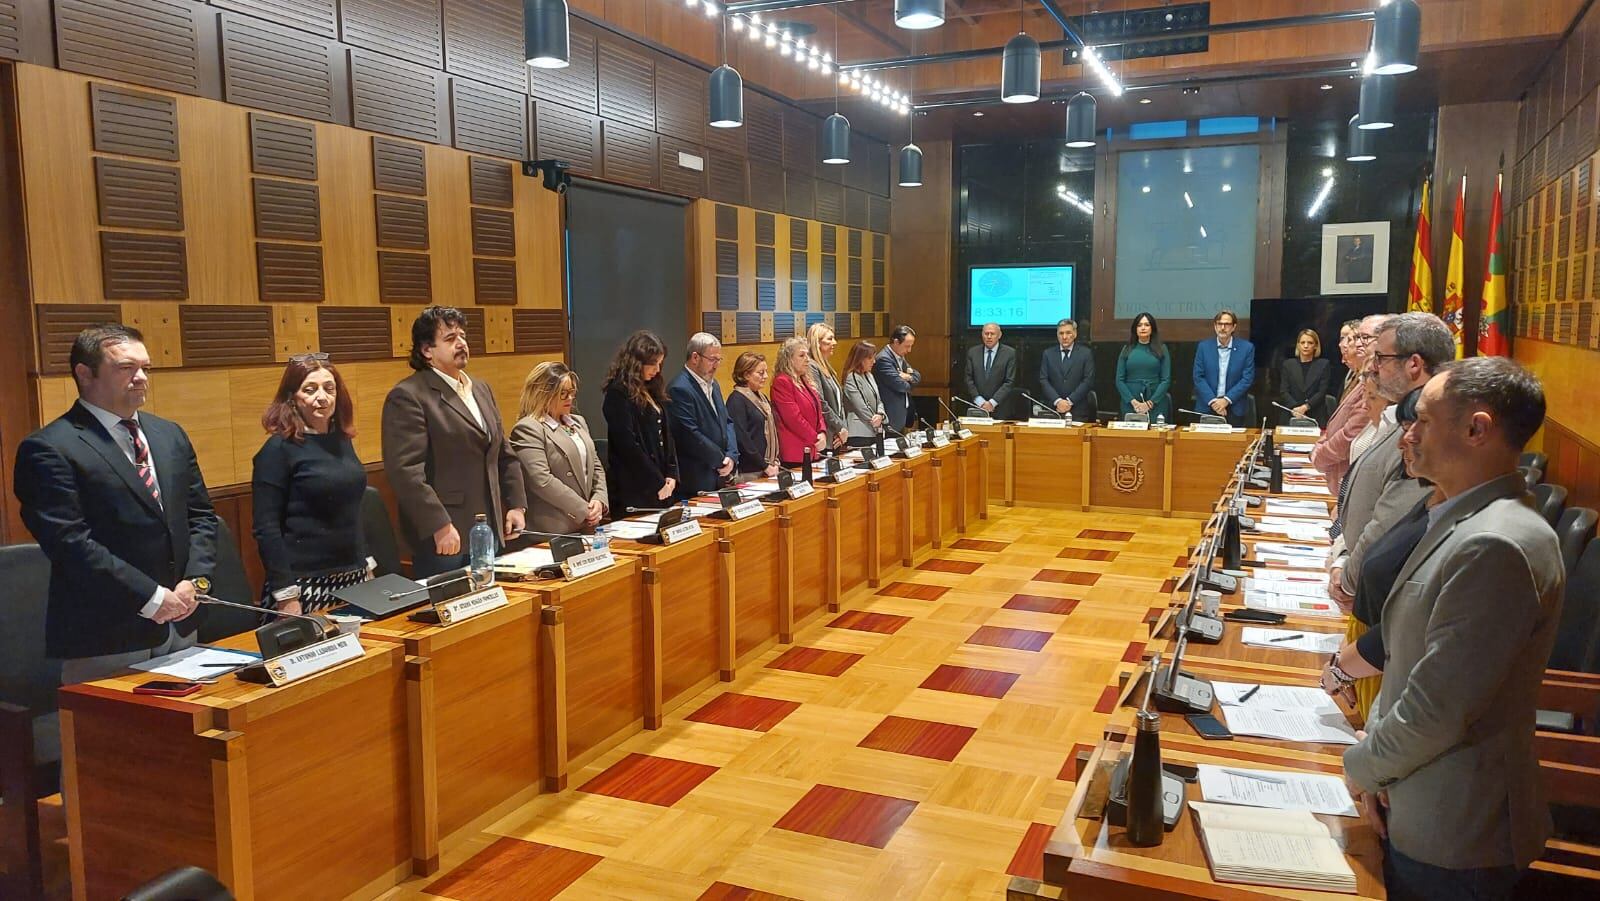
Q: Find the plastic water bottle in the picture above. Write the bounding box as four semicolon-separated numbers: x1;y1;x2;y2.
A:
590;525;610;553
469;513;496;589
1155;414;1166;428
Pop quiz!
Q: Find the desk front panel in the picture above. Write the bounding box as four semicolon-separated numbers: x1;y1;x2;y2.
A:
784;492;830;626
934;445;959;539
645;536;724;710
906;454;934;553
873;467;907;576
725;513;782;663
549;560;649;763
1011;427;1086;508
962;439;986;523
966;422;1009;503
1171;431;1254;515
1087;430;1168;512
832;477;870;595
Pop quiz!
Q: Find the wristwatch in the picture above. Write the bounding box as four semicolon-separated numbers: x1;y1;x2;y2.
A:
190;576;212;595
271;584;303;604
1325;652;1357;687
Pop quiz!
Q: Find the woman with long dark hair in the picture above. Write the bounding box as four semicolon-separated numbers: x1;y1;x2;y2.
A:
601;330;679;512
1114;312;1172;420
252;353;370;615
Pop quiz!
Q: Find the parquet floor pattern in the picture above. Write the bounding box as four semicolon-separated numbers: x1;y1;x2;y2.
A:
383;507;1198;901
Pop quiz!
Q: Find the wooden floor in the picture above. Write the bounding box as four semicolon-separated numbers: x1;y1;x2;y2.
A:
368;506;1198;901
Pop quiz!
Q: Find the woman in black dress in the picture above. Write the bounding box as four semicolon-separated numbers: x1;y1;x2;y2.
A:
1277;328;1332;424
601;330;679;512
252;353;370;615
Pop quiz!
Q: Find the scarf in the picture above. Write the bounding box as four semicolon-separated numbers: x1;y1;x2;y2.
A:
734;386;780;467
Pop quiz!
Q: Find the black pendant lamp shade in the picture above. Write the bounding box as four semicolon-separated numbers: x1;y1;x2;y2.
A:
1001;32;1041;103
895;0;945;30
1064;92;1097;148
822;113;851;164
1372;0;1421;75
898;143;924;187
1345;114;1376;162
709;65;743;128
1357;75;1395;130
524;0;570;69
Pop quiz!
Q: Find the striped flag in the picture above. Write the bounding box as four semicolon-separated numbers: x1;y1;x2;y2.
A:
1441;174;1467;358
1478;172;1509;356
1407;177;1433;313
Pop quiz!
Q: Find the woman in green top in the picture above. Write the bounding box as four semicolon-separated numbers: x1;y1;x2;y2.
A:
1115;312;1172;420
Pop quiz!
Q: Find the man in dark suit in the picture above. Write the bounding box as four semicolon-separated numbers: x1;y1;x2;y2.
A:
382;307;526;577
962;322;1018;419
1193;309;1256;425
873;325;922;432
14;324;219;684
1038;318;1095;419
667;332;738;497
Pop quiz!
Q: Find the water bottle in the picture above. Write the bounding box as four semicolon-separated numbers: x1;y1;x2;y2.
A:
590;525;609;553
1126;709;1166;847
802;447;813;483
468;513;496;589
1155;414;1166;428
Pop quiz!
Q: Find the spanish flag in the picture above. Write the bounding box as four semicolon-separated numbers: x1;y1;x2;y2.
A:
1478;172;1509;356
1441;175;1466;358
1407;177;1433;313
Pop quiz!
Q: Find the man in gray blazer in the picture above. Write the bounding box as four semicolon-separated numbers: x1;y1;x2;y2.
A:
1342;357;1562;899
1328;313;1453;605
962;322;1017;419
1038;318;1094;419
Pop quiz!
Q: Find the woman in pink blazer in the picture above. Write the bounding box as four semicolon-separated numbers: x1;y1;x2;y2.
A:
769;336;826;466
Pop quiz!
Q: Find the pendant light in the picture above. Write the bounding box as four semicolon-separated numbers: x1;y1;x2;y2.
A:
898;143;924;187
1371;0;1421;75
822;10;850;165
1357;75;1395;130
1345;114;1376;162
708;18;742;128
1064;92;1097;148
524;0;570;69
895;0;945;30
1000;3;1040;104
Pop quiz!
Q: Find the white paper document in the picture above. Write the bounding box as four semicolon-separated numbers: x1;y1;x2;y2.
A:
1281;443;1316;453
1251;522;1330;542
1240;628;1345;654
1259;515;1333;529
1197;765;1359;817
1189;801;1358;893
1282;483;1334;496
131;645;262;681
1243;590;1340;617
1245;569;1328;587
1252;553;1332;569
1219;707;1359;745
1265;499;1332;517
1214;680;1341;713
606;520;661;540
1245;578;1330;597
1253;541;1330;559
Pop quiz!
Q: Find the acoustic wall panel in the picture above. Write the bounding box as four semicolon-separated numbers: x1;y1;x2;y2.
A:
341;0;443;69
707;152;747;205
375;196;431;250
468;157;514;206
37;304;122;373
782;108;815;177
659;136;707;198
869;195;890;234
473;258;517;305
528;24;597;114
450;78;527;158
213;1;338;38
94;159;183;231
0;0;18;60
596;39;654;131
180;305;275;365
754;212;775;246
351;50;447;144
317;306;392;359
471;208;516;257
600;120;658;189
100;232;187;299
378;251;432;302
845;188;868;230
252;178;321;241
654;58;704;145
745;93;782;165
512;308;565;353
56;0;203;95
90;84;179;160
785;172;815;221
442;0;525;92
219;13;337;122
715;205;738;240
256;243;326;301
373;137;428;195
250;114;318;179
815;180;843;225
533;100;601;176
749;160;783;214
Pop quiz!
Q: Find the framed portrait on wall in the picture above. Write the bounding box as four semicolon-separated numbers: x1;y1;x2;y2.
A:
1320;222;1391;295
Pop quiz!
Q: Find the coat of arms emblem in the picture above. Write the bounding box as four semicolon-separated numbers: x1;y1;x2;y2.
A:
1111;454;1145;493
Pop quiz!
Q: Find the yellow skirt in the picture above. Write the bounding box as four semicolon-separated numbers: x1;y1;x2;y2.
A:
1344;617;1381;720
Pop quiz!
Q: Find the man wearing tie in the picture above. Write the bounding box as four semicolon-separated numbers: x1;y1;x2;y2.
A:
382;307;526;577
873;325;922;432
1038;318;1095;419
962;323;1017;419
667;332;739;496
1193;309;1256;425
14;324;219;684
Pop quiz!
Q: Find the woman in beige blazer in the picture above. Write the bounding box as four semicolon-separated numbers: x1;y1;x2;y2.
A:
510;362;609;535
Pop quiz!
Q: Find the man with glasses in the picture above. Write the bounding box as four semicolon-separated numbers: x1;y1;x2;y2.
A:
383;306;526;577
668;332;738;497
1313;315;1387;489
1192;309;1256;425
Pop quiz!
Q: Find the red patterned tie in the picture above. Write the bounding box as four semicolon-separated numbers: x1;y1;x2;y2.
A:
118;419;162;508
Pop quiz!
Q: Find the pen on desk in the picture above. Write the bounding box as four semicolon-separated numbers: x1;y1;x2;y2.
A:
1238;685;1262;702
1223;768;1286;784
1268;633;1305;642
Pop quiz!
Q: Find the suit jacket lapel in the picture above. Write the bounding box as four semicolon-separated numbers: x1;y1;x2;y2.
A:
1389;473;1527;590
431;374;486;436
142;419;187;539
546;420;586;489
69;404;163;518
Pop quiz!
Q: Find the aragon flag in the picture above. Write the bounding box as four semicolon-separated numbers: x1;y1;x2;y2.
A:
1441;175;1467;359
1478;172;1509;356
1407;177;1433;313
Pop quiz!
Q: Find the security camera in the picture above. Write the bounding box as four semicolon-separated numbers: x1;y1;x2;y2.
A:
522;159;572;194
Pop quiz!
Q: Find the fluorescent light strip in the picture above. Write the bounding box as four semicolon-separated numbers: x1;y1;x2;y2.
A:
1081;46;1124;98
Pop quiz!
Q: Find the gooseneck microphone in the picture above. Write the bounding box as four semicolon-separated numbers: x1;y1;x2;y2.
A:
936;397;963;425
1019;392;1066;419
199;594;332;633
625;505;676;514
517;529;588;541
951;396;989;416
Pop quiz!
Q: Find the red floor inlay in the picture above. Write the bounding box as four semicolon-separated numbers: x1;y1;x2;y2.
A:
1032;569;1101;586
698;884;801;901
774;784;919;848
1175;555;1192;568
1159;577;1179;594
1078;529;1136;541
918;664;1020;699
875;581;951;601
1004;594;1080;616
828;610;913;634
1092;684;1120;714
1058;742;1098;781
578;753;718;807
917;558;983;574
766;646;864;677
857;715;977;761
1006;822;1056;880
952;538;1008;552
967;625;1053;652
1121;641;1148;663
1057;546;1118;561
685;692;802;732
422;837;600;901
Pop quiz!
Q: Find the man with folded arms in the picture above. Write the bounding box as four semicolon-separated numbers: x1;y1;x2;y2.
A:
1342;356;1563;901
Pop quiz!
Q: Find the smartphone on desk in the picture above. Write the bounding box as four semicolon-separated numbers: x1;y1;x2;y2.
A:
1186;713;1233;740
133;679;203;697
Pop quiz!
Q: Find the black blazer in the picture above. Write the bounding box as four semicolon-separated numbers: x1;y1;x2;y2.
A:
1038;344;1095;415
602;384;678;514
14;402;219;658
963;343;1019;418
726;390;773;475
1277;357;1332;423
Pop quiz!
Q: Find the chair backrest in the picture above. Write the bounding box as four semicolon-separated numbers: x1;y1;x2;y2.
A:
1084;389;1098;421
122;866;233;901
1324;394;1338;424
197;520;261;642
1124;412;1149;423
361;486;404;576
1236;395;1257;426
1551;539;1600;672
1533;483;1568;527
1521;465;1544;489
1289;416;1319;429
1521;451;1549;471
0;544;59;714
1557;507;1598;576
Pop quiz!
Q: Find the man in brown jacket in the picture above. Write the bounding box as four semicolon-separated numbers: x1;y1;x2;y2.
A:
382;306;526;576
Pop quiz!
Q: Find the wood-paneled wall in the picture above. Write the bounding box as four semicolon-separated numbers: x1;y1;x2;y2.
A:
889;139;953;392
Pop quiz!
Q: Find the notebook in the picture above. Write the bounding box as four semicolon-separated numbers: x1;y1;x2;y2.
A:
1189;800;1357;894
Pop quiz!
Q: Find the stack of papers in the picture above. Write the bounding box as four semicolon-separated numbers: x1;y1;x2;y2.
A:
1243;590;1339;617
1214;679;1358;744
1251;521;1329;542
606;519;661;540
1190;801;1358;893
1196;765;1358;817
1281;443;1316;453
1245;575;1329;595
1265;498;1331;517
131;646;262;680
1240;628;1345;654
1282;483;1334;496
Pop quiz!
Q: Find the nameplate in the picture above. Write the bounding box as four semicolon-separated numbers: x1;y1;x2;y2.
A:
434;585;509;625
1109;420;1150;431
958;416;992;425
1026;418;1068;428
956;429;974;440
786;481;816;499
1190;422;1235;434
867;456;895;471
561;548;616;579
899;445;923;458
661;519;704;544
826;466;857;483
1278;425;1322;437
727;499;766;520
264;632;365;687
931;434;951;448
